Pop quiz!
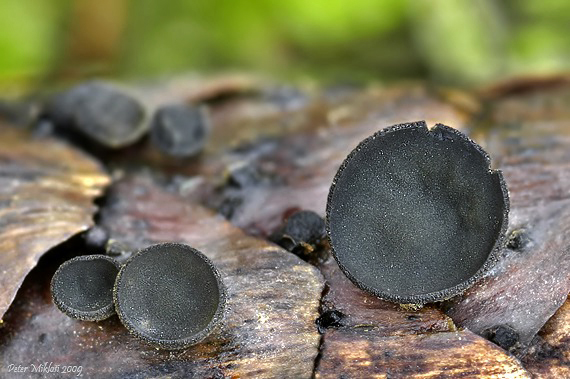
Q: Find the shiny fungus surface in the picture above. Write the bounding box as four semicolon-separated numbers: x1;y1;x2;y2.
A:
326;121;509;304
51;255;120;321
113;243;226;350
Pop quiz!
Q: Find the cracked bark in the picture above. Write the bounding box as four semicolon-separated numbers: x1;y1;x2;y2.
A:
0;80;569;378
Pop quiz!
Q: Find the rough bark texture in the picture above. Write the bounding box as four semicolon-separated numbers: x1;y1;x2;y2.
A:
0;175;324;379
318;257;454;336
447;86;570;350
205;86;470;237
0;126;110;319
523;295;570;378
0;80;569;378
316;329;530;379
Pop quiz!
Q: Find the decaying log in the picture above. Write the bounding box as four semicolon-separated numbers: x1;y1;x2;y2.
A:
205;86;470;236
522;295;570;378
196;83;569;375
318;257;453;335
447;86;570;350
0;126;109;319
0;80;569;378
316;328;531;378
0;175;324;379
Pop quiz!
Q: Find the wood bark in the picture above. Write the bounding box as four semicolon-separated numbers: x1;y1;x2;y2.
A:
0;80;569;378
0;126;109;319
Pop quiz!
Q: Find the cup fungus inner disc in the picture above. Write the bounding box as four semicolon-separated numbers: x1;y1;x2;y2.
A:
51;255;120;321
326;121;508;304
113;243;226;349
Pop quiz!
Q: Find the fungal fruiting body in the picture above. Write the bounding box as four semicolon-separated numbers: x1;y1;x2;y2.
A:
44;80;148;148
150;104;210;157
270;210;326;253
113;243;226;350
50;255;120;321
326;121;509;305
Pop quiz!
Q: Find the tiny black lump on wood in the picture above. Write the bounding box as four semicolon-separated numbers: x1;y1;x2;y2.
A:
326;121;509;305
270;210;326;256
113;243;226;350
483;324;520;352
50;255;120;321
150;104;210;157
43;80;147;148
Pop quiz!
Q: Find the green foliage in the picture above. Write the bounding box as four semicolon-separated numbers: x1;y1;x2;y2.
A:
0;0;568;90
0;1;59;88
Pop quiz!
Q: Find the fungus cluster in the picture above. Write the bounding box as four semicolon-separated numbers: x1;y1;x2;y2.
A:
51;243;226;350
42;80;210;157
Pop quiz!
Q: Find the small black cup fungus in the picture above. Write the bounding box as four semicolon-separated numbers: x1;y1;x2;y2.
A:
150;104;210;158
113;243;226;350
326;121;509;304
270;210;326;258
51;255;120;321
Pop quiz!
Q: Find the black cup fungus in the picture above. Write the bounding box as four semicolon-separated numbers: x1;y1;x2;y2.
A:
270;210;326;261
51;255;120;321
44;80;147;148
326;121;509;304
150;104;210;158
113;243;226;350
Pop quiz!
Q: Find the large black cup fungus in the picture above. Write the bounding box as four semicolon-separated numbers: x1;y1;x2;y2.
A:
326;121;509;305
51;255;120;321
113;243;226;350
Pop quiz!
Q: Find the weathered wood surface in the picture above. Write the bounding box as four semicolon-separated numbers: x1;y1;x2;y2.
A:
194;83;569;376
1;80;569;378
318;257;453;335
447;86;570;350
203;86;470;236
0;175;324;379
314;256;531;378
0;126;109;319
523;295;570;378
316;329;530;379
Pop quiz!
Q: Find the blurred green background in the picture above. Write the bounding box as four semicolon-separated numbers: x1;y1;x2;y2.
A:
1;0;569;93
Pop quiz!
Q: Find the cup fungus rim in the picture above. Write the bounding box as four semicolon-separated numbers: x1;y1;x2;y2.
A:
50;254;121;321
325;120;510;305
113;242;227;350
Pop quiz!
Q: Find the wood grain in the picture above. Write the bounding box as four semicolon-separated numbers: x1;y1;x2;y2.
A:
523;295;570;378
316;329;531;379
0;126;109;319
447;86;570;349
0;175;325;379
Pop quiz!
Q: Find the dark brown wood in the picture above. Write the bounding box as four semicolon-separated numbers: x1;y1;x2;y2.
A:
0;126;109;319
447;86;570;349
316;329;530;378
0;175;324;379
523;295;570;378
1;81;569;377
318;257;454;335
